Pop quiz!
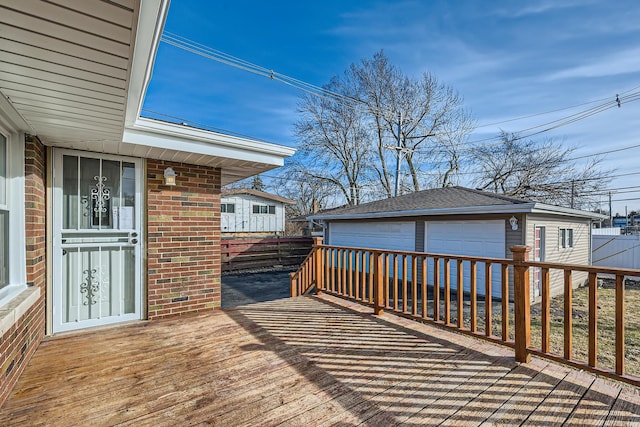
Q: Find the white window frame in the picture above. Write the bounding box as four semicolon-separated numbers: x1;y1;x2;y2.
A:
0;123;27;308
252;204;276;215
559;228;574;249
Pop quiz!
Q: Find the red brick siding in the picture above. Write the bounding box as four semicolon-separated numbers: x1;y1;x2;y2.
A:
0;136;46;406
146;160;221;319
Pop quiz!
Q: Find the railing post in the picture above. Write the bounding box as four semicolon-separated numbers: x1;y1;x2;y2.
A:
313;237;323;295
374;252;384;315
511;245;531;363
290;272;298;297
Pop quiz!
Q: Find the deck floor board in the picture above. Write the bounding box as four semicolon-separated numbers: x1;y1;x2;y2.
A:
1;294;639;426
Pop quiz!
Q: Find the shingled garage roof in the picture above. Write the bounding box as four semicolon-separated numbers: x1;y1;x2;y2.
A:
222;188;296;205
309;186;605;220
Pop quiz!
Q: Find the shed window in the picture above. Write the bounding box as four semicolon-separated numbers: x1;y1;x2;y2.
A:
253;204;275;214
560;228;574;249
221;203;235;213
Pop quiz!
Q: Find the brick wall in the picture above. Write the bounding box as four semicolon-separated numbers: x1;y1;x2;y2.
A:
0;136;46;406
147;159;222;319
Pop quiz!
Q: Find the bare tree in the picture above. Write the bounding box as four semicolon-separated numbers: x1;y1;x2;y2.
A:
310;50;477;198
294;75;371;206
274;164;335;217
473;131;612;209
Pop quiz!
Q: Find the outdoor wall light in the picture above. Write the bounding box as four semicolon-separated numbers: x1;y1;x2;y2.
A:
509;216;518;231
164;167;177;186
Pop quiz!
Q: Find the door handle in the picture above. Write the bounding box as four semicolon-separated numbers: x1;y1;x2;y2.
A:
130;238;138;245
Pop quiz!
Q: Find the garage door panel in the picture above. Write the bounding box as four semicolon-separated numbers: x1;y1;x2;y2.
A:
328;221;415;251
426;220;505;298
328;221;416;282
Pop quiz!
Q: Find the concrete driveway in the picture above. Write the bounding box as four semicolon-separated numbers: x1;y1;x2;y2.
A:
221;269;296;309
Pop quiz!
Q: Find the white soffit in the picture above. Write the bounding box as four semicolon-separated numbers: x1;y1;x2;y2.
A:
122;118;296;184
0;0;295;179
0;0;141;146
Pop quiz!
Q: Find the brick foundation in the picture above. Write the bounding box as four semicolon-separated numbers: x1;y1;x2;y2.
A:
146;159;222;319
0;136;46;406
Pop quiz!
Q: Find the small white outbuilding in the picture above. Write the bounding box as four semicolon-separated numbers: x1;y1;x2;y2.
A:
221;189;295;237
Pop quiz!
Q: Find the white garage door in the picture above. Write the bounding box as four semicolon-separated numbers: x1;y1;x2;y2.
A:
328;221;415;251
425;220;505;298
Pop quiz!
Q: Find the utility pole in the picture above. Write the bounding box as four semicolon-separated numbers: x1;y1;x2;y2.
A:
609;191;613;227
394;112;402;197
570;180;575;209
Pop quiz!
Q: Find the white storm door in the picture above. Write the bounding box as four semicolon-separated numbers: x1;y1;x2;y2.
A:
52;150;143;333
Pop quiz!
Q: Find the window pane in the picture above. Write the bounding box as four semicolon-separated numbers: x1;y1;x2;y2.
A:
0;134;6;205
221;204;227;213
63;155;79;229
227;204;235;213
268;205;275;214
568;229;574;247
0;210;7;288
253;205;260;214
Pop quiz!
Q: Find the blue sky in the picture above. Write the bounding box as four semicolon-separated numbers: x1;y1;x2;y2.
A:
144;0;640;215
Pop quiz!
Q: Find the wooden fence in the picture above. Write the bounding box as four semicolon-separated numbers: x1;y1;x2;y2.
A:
221;237;313;272
290;242;640;387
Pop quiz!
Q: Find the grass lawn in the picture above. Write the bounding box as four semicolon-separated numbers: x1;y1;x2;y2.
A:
527;279;640;377
461;280;640;377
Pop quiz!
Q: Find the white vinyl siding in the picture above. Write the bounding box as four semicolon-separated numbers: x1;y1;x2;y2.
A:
527;216;590;298
221;194;287;234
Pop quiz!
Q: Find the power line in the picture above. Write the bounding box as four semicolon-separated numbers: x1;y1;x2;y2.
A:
161;32;639;151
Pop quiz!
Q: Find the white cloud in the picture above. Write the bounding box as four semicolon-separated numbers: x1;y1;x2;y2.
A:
545;47;640;80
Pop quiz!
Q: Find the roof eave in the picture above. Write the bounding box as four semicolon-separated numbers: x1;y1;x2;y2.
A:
123;118;295;165
531;203;607;220
309;203;538;221
124;0;171;129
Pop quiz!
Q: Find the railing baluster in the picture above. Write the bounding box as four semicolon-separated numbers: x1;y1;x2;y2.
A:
412;255;418;315
485;262;492;337
502;263;509;341
434;257;440;322
354;250;360;300
444;258;451;324
564;270;573;360
385;254;391;309
402;255;408;313
360;251;367;301
457;259;464;328
421;256;427;319
541;267;550;353
588;272;598;367
393;254;399;311
616;274;625;375
374;251;384;315
348;249;353;297
368;252;374;303
470;260;477;333
342;249;347;295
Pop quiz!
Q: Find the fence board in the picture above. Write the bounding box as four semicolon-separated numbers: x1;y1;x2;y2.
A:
221;237;313;271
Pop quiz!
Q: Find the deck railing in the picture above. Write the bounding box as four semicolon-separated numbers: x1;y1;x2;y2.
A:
290;242;640;387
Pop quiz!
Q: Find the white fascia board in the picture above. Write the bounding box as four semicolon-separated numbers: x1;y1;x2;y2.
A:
309;203;538;221
0;90;34;134
531;203;607;220
123;118;295;165
124;0;170;128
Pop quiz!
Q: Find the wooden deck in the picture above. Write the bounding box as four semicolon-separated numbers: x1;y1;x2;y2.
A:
2;295;640;426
